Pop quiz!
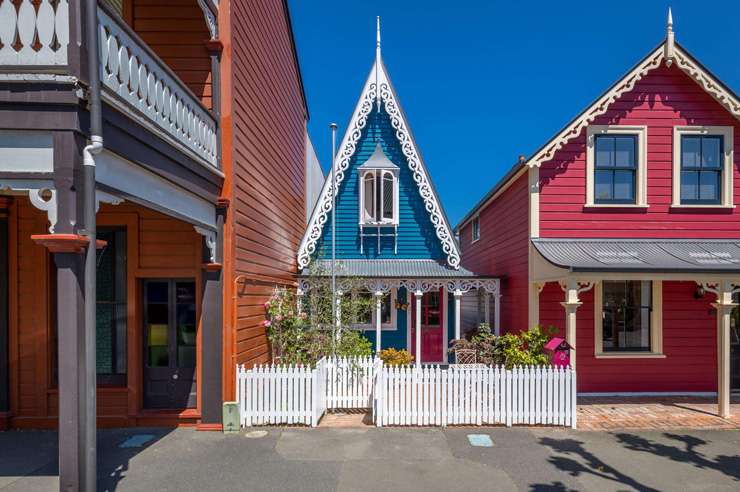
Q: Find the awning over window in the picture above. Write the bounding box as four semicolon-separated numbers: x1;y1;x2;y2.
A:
532;238;740;273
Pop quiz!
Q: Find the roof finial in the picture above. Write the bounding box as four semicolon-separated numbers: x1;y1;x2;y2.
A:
376;16;381;57
664;7;675;67
375;16;382;111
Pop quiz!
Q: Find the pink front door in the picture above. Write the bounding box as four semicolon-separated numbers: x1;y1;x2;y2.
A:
410;289;444;363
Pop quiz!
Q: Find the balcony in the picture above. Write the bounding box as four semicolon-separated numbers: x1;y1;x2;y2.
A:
0;0;218;170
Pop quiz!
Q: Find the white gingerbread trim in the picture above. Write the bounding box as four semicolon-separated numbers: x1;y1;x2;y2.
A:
194;225;217;263
527;46;665;168
527;43;740;170
297;55;461;269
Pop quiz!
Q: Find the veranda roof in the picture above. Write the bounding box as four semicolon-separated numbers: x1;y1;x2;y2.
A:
532;238;740;273
300;259;477;278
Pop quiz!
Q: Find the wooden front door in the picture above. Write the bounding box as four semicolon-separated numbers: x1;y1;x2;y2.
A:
143;280;197;409
410;289;444;363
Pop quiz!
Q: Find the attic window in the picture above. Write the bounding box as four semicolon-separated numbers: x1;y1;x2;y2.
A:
471;215;480;242
358;143;399;226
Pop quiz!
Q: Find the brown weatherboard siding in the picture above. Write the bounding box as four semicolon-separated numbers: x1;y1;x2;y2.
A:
8;200;202;428
228;0;307;371
129;0;213;110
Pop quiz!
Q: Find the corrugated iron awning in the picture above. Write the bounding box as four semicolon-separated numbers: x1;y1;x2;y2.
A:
300;259;477;278
532;238;740;273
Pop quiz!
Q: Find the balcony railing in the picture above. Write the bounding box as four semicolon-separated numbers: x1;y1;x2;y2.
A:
0;0;69;66
98;6;218;168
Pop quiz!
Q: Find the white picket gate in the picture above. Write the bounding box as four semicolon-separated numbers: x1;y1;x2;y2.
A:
374;365;577;428
326;356;381;409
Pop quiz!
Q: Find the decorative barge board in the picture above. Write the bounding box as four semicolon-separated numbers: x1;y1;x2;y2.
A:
298;19;500;365
456;10;740;417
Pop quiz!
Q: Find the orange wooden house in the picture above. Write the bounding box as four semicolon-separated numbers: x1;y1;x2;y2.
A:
0;0;315;438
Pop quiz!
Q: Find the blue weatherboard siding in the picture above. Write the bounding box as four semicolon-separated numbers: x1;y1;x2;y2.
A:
315;108;444;261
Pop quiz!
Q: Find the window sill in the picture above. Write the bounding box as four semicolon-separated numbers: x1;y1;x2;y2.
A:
471;237;480;244
595;352;665;359
584;204;649;209
670;204;735;210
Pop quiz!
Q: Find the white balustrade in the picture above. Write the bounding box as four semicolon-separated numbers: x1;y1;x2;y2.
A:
97;7;218;168
0;0;69;65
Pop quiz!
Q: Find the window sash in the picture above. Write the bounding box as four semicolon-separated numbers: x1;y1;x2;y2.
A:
680;135;723;204
472;217;480;241
594;135;637;204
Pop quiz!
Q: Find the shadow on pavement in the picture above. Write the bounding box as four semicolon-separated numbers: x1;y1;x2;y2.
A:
615;432;740;482
0;427;174;491
529;437;660;492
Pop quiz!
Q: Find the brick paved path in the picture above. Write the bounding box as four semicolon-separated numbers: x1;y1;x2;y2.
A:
319;396;740;431
577;395;740;431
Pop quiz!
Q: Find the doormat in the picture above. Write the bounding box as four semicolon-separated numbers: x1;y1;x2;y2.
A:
467;434;493;447
119;434;156;448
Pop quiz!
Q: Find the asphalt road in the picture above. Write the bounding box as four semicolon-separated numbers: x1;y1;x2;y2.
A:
1;426;739;491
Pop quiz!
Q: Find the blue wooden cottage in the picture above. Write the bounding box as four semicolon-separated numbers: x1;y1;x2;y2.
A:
297;20;499;364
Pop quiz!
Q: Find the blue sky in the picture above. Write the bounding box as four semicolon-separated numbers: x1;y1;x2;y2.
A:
288;1;740;226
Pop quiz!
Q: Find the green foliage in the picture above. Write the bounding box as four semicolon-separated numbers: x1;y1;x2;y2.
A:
449;324;558;368
263;285;373;366
379;348;414;366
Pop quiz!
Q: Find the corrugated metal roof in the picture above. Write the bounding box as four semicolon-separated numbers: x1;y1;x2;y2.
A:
532;238;740;272
300;259;477;278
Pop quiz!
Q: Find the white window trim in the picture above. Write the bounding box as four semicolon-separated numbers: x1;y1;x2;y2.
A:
672;125;734;208
352;288;398;331
594;280;664;358
586;125;648;207
471;215;480;243
358;169;400;226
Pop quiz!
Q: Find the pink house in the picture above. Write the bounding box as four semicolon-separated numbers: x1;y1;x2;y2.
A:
456;12;739;417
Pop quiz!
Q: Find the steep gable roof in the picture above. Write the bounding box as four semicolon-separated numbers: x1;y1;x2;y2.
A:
298;23;460;269
456;13;740;232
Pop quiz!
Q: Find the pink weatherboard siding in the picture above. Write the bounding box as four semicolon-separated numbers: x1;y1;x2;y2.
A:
539;282;717;393
460;171;529;333
539;64;740;238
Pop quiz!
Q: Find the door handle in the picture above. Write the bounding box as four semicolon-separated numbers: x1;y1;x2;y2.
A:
172;373;179;380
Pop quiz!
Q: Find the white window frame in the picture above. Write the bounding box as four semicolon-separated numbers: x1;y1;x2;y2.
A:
471;215;480;243
594;280;664;358
672;125;734;208
358;169;400;226
351;288;398;331
586;125;648;207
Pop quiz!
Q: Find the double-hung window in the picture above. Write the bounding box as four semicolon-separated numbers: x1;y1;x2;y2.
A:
586;125;648;207
358;143;400;226
673;126;733;207
594;135;637;204
471;215;480;242
353;290;396;330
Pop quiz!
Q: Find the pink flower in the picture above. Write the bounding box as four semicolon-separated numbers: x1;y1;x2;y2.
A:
264;301;271;309
262;320;271;327
275;315;284;321
299;312;308;320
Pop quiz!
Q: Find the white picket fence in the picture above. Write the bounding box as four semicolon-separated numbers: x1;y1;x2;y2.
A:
374;365;577;428
237;359;577;428
236;358;328;427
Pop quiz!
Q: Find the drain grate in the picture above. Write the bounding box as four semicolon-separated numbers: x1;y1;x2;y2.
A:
119;434;156;448
467;434;493;447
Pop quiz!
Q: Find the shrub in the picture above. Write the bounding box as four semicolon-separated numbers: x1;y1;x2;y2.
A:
379;348;414;366
449;325;558;368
